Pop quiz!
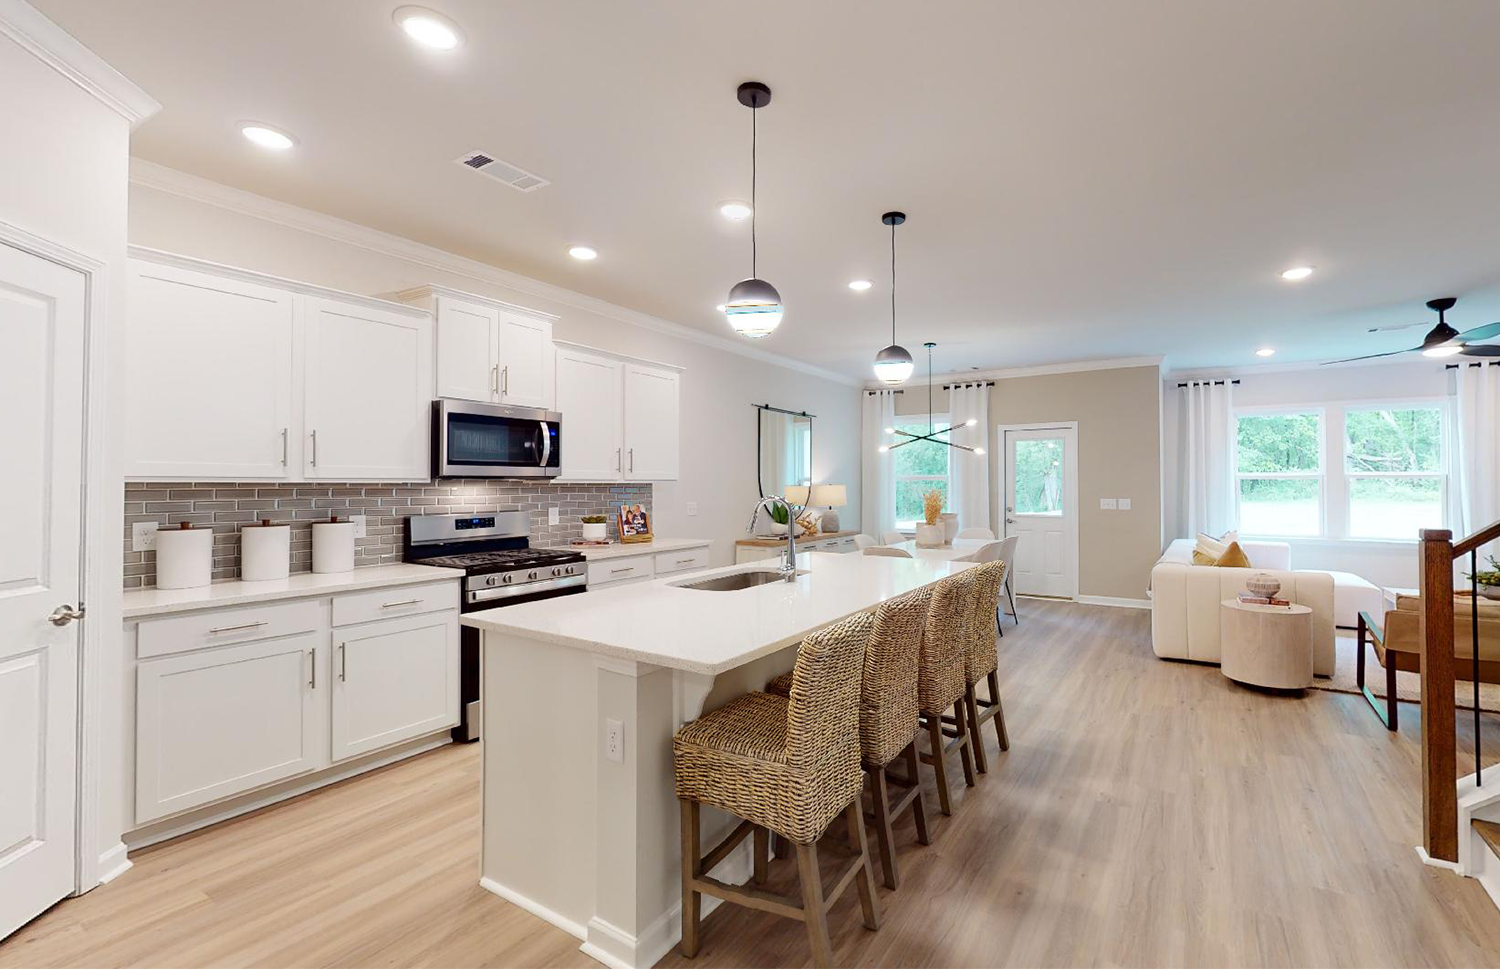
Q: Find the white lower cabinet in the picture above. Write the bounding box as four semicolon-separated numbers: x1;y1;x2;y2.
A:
331;611;458;761
135;632;325;824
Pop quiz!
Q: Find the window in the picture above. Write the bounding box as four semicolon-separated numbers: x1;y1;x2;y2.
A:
1012;438;1063;515
1344;406;1445;539
1235;411;1323;537
892;416;951;529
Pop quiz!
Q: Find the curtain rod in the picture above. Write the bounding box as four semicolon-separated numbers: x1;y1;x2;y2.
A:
942;381;995;390
864;389;905;395
1445;362;1500;370
1176;379;1241;388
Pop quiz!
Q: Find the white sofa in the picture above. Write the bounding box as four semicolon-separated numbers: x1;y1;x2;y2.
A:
1150;539;1337;676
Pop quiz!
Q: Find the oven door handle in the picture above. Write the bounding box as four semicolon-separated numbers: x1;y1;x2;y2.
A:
538;421;552;468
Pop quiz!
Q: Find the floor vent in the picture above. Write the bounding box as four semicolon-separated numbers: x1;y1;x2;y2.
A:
455;151;549;192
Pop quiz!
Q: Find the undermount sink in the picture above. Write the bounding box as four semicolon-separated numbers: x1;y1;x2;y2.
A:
672;569;807;592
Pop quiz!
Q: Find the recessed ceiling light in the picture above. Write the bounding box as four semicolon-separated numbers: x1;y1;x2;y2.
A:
393;6;463;50
848;279;873;291
1280;265;1315;281
568;246;597;261
719;200;752;221
1256;347;1276;357
239;123;295;151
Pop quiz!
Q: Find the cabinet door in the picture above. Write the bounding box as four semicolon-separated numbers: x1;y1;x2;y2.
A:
555;347;623;480
125;261;295;478
497;311;553;409
330;611;458;762
434;295;499;403
623;364;680;480
135;632;325;824
304;297;432;480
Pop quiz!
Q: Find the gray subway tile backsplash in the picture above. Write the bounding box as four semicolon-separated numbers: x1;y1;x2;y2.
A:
123;479;651;589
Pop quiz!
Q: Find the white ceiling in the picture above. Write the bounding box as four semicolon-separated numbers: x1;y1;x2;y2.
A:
33;0;1500;379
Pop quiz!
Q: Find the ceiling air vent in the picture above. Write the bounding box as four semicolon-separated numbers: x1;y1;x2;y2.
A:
455;151;549;192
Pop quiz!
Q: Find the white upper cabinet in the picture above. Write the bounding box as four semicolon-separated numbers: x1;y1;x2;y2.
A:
126;260;295;478
554;342;681;482
623;364;680;481
399;286;556;410
303;297;432;481
555;346;623;480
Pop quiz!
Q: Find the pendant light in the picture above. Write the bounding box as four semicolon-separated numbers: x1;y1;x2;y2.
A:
882;343;984;455
725;81;783;339
872;211;914;384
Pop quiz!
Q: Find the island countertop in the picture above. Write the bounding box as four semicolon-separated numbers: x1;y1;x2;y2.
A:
461;549;972;675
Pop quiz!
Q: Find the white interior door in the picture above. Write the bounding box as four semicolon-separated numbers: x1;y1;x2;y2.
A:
0;242;86;938
1002;425;1078;598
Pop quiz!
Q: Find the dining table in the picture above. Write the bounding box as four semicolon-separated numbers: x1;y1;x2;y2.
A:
888;537;994;561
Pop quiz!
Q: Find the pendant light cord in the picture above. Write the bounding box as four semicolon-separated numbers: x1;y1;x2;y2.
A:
890;221;897;345
751;105;758;278
928;344;934;436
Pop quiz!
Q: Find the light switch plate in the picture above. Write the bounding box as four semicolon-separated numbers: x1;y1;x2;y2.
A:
350;514;367;539
132;521;160;552
548;506;560;526
1099;498;1117;510
604;718;624;763
686;501;698;516
1118;498;1132;510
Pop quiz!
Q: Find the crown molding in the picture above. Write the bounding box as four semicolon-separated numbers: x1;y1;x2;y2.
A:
391;284;559;323
128;159;861;387
862;354;1164;391
1163;355;1450;382
0;0;159;127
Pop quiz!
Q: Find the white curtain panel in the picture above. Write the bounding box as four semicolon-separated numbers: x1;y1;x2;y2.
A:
1180;380;1236;537
1455;364;1500;552
947;382;991;531
861;390;898;536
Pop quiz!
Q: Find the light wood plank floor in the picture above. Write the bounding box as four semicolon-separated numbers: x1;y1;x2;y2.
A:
5;600;1500;968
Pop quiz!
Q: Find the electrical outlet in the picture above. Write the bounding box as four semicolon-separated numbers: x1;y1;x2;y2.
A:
350;514;367;538
686;501;698;516
1117;498;1132;510
604;718;624;763
132;521;160;551
1099;498;1117;510
548;506;560;526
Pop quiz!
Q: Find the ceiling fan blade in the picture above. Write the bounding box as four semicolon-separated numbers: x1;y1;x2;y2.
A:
1321;349;1409;366
1459;344;1500;356
1366;322;1425;333
1457;322;1500;342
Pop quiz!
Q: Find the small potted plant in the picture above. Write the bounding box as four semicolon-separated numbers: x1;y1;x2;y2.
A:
915;490;946;548
1468;554;1500;600
580;515;608;541
766;500;790;535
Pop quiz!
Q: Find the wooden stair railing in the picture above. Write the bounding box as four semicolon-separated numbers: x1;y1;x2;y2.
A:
1418;521;1500;864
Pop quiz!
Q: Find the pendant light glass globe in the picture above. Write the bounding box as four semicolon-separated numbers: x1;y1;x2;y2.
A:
725;277;783;339
872;343;914;384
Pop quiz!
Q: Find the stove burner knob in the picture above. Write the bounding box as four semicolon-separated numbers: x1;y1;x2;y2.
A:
527;570;538;581
501;574;513;584
550;567;562;578
486;575;497;587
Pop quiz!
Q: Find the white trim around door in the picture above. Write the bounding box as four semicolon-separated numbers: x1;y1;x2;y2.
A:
996;422;1080;600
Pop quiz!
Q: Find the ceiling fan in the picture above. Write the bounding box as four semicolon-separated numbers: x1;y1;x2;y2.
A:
1324;297;1500;365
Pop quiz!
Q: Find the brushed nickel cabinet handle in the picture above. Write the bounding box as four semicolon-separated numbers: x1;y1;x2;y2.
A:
610;567;631;574
308;649;316;689
615;448;621;471
208;620;267;634
502;366;509;395
339;643;347;681
676;558;695;564
281;428;288;466
382;598;421;608
491;364;499;395
629;448;634;473
310;429;318;467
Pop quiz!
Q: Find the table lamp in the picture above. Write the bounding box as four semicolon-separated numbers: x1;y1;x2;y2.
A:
809;483;847;532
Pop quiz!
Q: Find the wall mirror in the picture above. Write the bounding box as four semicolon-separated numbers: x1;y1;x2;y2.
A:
756;404;813;499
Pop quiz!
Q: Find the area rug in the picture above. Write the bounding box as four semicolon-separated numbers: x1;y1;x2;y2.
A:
1314;632;1500;713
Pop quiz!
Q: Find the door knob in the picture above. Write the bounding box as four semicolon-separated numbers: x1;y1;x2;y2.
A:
1005;518;1017;525
48;604;85;626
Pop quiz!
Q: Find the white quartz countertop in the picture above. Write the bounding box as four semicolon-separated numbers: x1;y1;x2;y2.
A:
462;550;973;675
123;563;464;619
572;537;711;561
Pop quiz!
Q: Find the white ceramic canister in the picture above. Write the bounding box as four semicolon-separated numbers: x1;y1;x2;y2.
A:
155;522;212;589
312;517;356;574
240;520;291;581
940;513;960;545
915;523;945;549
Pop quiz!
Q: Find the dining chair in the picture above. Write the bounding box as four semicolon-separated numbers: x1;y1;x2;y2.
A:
956;527;996;541
881;531;907;545
994;535;1019;623
854;534;878;550
865;546;912;558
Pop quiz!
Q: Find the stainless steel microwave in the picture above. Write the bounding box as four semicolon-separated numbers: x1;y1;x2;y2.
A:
432;399;561;479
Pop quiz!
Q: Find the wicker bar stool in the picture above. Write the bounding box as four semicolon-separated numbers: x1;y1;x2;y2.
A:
765;587;933;889
918;573;977;816
961;560;1011;773
674;611;880;967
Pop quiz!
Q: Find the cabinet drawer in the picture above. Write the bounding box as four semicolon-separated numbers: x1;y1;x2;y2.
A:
332;581;458;628
137;599;321;660
837;536;859;552
589;556;654;587
655;547;709;576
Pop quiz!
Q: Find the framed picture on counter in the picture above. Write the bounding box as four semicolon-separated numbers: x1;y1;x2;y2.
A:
619;503;652;543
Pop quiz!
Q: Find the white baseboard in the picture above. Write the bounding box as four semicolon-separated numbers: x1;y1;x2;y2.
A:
95;841;131;886
1416;846;1464;872
479;876;587;940
1076;595;1152;610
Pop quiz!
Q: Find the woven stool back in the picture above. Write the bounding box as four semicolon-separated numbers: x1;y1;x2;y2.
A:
785;610;875;784
917;574;968;715
963;561;1007;682
861;586;930;768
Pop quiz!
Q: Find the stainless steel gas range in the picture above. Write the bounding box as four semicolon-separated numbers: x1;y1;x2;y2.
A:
404;511;587;741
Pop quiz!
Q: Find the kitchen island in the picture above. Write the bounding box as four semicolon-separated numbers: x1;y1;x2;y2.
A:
461;549;973;969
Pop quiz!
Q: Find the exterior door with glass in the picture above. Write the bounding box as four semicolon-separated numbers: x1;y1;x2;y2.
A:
1002;425;1078;598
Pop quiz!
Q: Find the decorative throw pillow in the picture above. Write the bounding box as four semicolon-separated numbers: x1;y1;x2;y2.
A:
1214;541;1251;568
1193;532;1228;565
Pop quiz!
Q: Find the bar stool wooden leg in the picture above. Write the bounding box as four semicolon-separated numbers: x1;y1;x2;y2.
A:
922;712;954;816
679;799;701;958
868;766;899;890
844;799;880;931
988;670;1009;751
794;841;834;967
904;740;931;845
966;683;989;774
955;700;977;789
753;826;769;886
